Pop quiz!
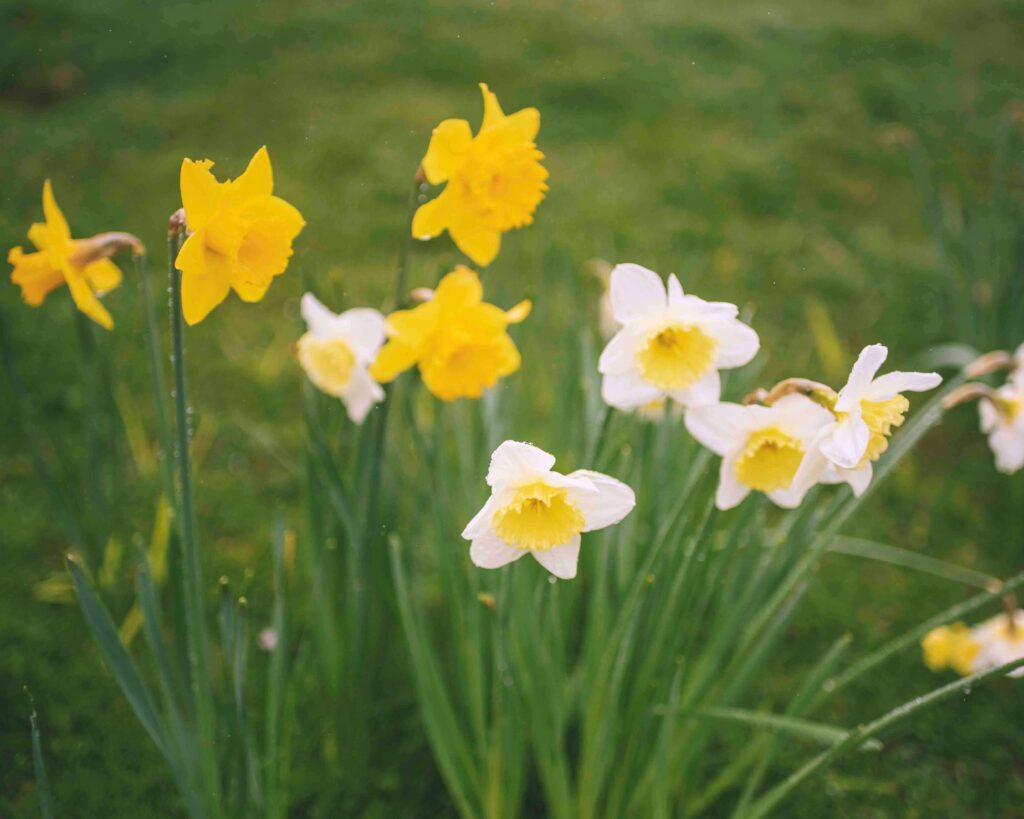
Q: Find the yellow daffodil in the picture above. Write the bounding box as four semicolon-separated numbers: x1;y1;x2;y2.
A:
370;266;530;401
923;612;1024;678
175;146;305;325
412;84;548;267
8;180;124;329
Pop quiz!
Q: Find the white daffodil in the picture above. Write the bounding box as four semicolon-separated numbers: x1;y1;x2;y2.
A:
923;611;1024;679
462;441;635;579
979;343;1024;474
598;264;759;411
685;394;834;510
297;293;386;424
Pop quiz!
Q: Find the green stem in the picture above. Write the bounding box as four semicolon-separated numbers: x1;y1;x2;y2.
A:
73;306;107;563
744;655;1024;819
168;232;221;817
135;252;177;513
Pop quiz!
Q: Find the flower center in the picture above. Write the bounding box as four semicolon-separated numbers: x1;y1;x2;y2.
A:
734;426;804;492
922;624;979;675
297;333;356;395
204;210;249;258
636;324;717;391
492;481;585;552
457;135;547;231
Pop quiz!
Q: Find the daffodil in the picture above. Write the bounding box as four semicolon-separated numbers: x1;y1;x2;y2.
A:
815;344;941;471
462;441;635;579
686;395;834;510
979;343;1024;474
297;293;386;424
8;180;125;329
412;84;548;267
175;146;305;325
370;266;530;401
923;611;1024;678
598;264;759;411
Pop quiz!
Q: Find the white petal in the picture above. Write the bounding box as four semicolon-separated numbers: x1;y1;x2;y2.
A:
462;493;503;539
672;294;739;322
598;328;641;375
715;456;749;510
990;425;1024;474
301;292;341;338
470;531;527;570
819;416;870;469
979;399;1000;434
773;394;836;440
840;462;873;496
708;319;760;368
337;308;387;363
486;441;556;488
340;367;384;424
864;370;942;401
788;441;830;497
835;344;888;412
685;402;758;456
601;369;663;410
609;263;666;324
670;368;721;408
667;273;685;307
531;536;581;579
567;469;636;531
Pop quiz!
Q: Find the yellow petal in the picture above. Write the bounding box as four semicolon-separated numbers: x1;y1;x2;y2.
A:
434;266;483;311
386;303;438;349
176;232;232;325
449;218;501;267
231;146;274;202
42;180;72;246
64;268;113;330
9;246;65;306
242;195;306;238
369;339;419;383
505;299;532;324
411;192;453;241
83;258;123;295
493;332;522;378
27;222;51;251
497;107;540;143
421;119;473;185
479;83;505;130
180;159;220;232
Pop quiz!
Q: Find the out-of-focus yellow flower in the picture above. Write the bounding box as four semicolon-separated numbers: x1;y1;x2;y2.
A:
412;84;548;267
922;623;979;676
8;180;124;329
175;146;305;325
370;266;530;401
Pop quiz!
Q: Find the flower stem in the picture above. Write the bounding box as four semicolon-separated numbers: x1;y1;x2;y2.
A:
167;231;221;817
134;252;176;513
73;306;107;565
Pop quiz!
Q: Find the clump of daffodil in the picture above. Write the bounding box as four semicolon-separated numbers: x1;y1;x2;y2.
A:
8;180;139;330
923;611;1024;679
686;395;834;510
412;83;548;267
175;146;305;325
370;266;530;401
462;441;635;579
297;293;387;424
598;264;759;410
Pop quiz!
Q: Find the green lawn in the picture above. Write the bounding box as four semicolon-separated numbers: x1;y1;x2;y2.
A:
2;0;1023;815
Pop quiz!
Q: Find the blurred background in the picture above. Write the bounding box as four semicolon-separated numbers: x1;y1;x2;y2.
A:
1;0;1023;815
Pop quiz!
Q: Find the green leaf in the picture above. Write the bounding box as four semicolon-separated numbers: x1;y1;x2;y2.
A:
829;537;996;590
673;706;882;752
26;691;55;819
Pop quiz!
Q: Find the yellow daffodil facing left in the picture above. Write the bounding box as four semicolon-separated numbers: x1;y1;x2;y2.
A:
8;180;124;329
370;266;531;401
923;611;1024;678
412;84;548;267
175;147;305;325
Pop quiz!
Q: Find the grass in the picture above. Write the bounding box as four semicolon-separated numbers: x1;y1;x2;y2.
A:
1;0;1023;815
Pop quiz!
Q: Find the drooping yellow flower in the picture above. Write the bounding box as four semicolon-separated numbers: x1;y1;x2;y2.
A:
8;180;124;329
922;623;980;676
412;84;548;267
370;266;530;401
175;146;305;325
